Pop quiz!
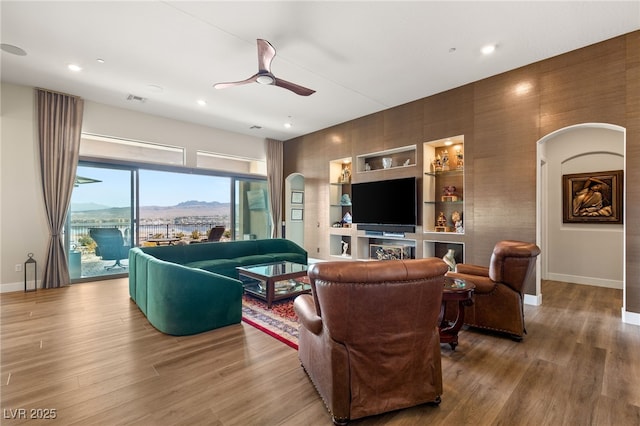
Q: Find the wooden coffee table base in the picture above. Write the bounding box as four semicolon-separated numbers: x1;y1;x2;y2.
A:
237;262;310;308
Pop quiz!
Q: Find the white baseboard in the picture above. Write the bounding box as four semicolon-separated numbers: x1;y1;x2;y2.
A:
1;280;41;293
622;309;640;326
546;273;622;289
524;293;542;306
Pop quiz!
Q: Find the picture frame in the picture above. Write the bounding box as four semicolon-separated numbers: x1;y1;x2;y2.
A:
562;170;623;224
291;191;304;204
291;208;303;221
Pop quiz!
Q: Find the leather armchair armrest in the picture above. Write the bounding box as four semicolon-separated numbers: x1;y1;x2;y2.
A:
294;294;323;335
455;264;490;277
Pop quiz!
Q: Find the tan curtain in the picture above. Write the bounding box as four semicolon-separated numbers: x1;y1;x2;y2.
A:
36;88;84;288
265;138;283;238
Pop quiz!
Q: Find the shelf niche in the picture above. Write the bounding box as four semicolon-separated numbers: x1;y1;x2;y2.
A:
423;136;464;234
355;145;416;173
329;157;354;259
424;240;464;265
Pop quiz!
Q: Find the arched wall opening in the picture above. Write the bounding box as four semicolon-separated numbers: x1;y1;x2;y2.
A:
536;123;627;319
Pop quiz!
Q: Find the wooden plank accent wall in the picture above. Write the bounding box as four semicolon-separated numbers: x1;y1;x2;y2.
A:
283;31;639;312
472;66;540;294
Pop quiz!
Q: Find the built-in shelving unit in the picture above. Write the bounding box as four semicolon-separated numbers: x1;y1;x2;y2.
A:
327;149;426;261
329;157;354;259
423;135;465;263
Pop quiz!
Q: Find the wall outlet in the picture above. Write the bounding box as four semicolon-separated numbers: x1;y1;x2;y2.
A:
15;263;23;272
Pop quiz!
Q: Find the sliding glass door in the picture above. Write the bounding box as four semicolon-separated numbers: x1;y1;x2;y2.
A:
66;164;136;280
67;162;269;282
234;178;271;240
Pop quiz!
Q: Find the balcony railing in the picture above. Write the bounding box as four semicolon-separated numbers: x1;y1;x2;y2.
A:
68;221;229;249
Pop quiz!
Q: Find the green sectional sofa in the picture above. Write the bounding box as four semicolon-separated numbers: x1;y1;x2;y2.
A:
129;238;307;335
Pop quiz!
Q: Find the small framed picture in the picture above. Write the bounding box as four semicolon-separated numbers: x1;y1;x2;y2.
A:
291;208;303;221
291;191;304;204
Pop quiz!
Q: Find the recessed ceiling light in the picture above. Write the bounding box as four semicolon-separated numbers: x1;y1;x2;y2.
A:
481;44;496;55
284;122;292;129
1;43;27;56
96;58;105;64
67;64;82;72
444;139;453;146
197;99;207;106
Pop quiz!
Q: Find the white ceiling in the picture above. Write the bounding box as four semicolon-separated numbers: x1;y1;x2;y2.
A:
2;1;639;141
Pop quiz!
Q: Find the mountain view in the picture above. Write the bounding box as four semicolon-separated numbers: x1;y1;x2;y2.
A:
71;200;230;222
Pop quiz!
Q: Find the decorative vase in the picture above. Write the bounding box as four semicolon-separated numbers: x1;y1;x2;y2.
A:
443;249;456;271
382;157;392;169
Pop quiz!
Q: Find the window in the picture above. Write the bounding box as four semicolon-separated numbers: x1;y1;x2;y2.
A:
80;133;185;165
197;150;266;175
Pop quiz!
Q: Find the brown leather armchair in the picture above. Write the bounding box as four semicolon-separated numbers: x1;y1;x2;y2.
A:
446;240;541;340
294;258;449;425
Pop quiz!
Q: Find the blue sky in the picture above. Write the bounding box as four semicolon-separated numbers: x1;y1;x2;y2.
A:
73;166;231;207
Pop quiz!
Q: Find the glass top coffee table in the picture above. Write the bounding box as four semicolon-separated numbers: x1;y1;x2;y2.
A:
237;261;310;308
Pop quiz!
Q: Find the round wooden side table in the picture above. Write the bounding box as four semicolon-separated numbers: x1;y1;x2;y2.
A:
439;276;475;350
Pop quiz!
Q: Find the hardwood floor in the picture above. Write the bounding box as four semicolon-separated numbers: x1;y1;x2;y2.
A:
1;279;639;425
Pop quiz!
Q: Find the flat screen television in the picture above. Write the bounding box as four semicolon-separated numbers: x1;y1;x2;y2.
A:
351;177;417;231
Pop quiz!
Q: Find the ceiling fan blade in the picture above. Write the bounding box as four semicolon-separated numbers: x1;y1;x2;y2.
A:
274;77;316;96
213;74;258;90
214;39;315;96
257;39;276;73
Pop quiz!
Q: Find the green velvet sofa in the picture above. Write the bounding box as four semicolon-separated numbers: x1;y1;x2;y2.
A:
128;238;307;335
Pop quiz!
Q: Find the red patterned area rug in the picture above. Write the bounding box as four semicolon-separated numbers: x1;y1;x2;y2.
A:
241;295;299;350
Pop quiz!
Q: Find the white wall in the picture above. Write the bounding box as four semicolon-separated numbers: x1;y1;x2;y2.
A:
543;126;624;288
0;83;50;292
285;173;305;247
0;83;266;291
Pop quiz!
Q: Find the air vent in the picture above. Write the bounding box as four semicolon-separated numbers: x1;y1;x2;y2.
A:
126;94;147;103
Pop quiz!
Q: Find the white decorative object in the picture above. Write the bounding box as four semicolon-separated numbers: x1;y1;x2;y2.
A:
341;240;349;256
382;157;392;169
443;249;456;271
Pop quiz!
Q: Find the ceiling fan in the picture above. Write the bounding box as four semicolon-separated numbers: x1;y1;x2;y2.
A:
214;39;315;96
